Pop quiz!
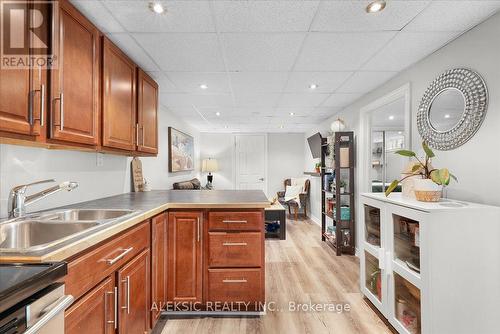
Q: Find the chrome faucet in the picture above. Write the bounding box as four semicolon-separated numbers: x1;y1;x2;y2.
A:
7;179;79;218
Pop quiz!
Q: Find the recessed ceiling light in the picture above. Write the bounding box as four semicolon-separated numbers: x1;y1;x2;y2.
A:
388;115;395;120
279;125;284;129
224;125;228;129
215;112;221;116
309;83;318;90
366;0;386;13
149;2;165;14
200;84;208;90
289;112;295;116
444;114;451;119
398;131;402;135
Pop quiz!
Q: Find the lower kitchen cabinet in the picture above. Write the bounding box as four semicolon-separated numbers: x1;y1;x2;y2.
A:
167;211;203;305
65;276;116;334
118;249;150;334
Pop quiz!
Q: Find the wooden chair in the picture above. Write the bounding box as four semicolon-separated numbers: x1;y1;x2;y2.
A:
277;179;310;220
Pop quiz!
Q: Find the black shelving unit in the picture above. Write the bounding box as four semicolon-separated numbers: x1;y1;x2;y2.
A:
321;131;355;256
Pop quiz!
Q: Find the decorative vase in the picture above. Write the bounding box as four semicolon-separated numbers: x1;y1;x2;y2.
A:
413;179;442;202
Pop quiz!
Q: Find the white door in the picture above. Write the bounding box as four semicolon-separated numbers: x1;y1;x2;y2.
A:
234;134;267;192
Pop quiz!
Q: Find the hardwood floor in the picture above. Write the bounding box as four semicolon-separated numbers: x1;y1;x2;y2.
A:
158;216;392;334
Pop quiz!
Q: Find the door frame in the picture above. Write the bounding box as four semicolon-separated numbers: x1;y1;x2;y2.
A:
358;83;411;195
233;133;269;196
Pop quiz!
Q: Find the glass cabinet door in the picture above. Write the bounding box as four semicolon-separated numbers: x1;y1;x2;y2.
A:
364;251;382;301
364;204;381;247
393;214;420;274
394;273;421;334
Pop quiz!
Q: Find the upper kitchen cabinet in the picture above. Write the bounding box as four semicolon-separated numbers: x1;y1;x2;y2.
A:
102;37;137;152
49;0;99;145
0;1;45;138
137;69;158;155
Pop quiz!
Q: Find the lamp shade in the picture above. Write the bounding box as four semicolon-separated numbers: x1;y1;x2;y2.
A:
202;158;218;172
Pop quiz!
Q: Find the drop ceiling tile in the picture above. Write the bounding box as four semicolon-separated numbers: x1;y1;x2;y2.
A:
294;32;396;71
106;33;159;71
233;93;282;108
72;0;125;33
190;94;234;108
362;31;458;71
321;93;363;108
404;1;500;32
274;108;314;117
160;93;195;108
213;0;319;32
103;0;215;32
285;72;353;93
147;71;180;92
230;72;289;93
312;1;429;32
222;33;306;71
133;33;225;71
164;106;200;118
166;72;231;93
337;71;398;93
278;93;330;108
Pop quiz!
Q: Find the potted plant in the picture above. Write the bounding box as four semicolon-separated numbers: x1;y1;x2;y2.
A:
315;162;321;173
385;141;457;202
338;180;347;194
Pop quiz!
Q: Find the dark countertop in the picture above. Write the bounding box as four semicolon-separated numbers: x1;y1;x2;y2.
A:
0;190;270;262
0;262;67;314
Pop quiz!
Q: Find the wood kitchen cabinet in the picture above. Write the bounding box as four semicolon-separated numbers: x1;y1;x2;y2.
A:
102;37;137;152
49;0;100;145
65;276;116;334
137;69;158;154
151;212;167;327
118;249;150;334
0;1;44;138
167;211;203;305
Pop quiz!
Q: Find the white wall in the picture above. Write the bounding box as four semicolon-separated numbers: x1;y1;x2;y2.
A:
0;108;200;217
200;132;305;198
304;12;500;248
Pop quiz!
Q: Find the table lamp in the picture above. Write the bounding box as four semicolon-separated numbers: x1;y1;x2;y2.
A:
202;158;218;189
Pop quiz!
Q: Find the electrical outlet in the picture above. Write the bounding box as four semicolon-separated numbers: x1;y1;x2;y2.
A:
96;153;104;167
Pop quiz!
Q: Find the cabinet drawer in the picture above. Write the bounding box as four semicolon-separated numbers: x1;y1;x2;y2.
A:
208;211;263;231
65;221;150;300
208;232;262;268
207;269;264;306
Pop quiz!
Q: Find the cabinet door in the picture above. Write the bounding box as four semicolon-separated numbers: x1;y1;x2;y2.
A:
50;0;99;145
102;37;136;151
65;276;116;334
151;213;167;326
137;69;158;154
167;211;203;305
0;1;43;137
117;249;150;334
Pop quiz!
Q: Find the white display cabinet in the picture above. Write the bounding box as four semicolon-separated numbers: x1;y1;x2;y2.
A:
360;193;500;334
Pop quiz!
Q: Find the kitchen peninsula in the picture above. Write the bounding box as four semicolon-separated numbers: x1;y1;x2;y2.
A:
0;190;269;333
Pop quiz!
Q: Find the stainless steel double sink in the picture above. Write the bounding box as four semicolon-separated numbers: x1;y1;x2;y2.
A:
0;209;136;253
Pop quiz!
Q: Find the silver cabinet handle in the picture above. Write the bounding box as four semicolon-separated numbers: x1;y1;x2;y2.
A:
222;242;247;246
197;217;200;242
142;125;145;146
24;295;74;334
105;247;133;265
222;279;247;283
222;220;247;223
121;276;130;314
39;84;45;126
105;287;117;330
136;124;140;145
53;92;64;130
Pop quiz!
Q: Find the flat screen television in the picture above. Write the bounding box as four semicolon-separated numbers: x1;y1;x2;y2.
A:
307;132;322;159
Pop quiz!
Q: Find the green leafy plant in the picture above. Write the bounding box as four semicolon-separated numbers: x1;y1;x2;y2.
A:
385;141;457;197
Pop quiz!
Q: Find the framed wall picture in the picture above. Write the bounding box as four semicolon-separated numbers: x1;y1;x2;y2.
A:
168;127;194;172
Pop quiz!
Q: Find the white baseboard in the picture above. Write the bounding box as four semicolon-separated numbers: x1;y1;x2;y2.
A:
310;214;321;226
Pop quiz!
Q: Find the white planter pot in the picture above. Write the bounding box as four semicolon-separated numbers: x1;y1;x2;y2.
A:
413;179;443;202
